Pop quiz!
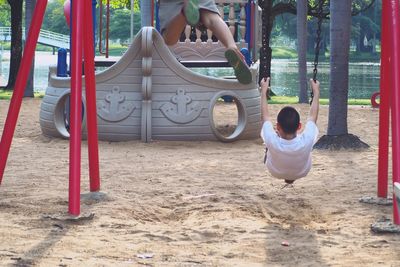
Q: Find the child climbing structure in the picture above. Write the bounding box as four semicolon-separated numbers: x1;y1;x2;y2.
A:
40;1;262;142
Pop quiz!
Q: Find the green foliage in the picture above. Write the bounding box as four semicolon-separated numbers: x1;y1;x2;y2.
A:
351;0;381;52
98;0;139;11
0;1;10;27
108;8;141;44
41;0;69;35
270;0;380;56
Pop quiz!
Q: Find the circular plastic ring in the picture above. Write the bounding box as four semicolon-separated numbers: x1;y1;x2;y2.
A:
54;90;86;138
371;92;380;108
209;91;247;142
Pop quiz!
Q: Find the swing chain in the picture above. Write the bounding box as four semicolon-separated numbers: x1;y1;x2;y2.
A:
261;7;269;81
311;0;324;105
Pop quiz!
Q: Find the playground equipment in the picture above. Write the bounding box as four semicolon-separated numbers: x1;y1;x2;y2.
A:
0;27;70;50
63;0;71;27
309;0;324;104
158;1;260;64
41;27;260;142
0;0;100;217
370;91;380;108
395;183;400;216
361;0;400;233
41;0;262;143
98;0;110;58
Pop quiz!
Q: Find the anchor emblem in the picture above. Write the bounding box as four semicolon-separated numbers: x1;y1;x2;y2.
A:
160;89;202;124
97;86;135;122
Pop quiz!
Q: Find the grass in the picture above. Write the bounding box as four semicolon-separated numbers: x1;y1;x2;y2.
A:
97;44;129;57
272;47;298;59
0;90;44;99
272;46;380;62
269;96;371;106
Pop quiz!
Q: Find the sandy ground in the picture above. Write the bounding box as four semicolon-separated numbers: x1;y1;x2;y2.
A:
0;98;399;267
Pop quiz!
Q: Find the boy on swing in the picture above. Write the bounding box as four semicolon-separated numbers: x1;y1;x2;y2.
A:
260;77;320;184
158;0;252;84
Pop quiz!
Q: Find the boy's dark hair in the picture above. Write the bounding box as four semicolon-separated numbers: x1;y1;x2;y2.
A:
277;106;300;134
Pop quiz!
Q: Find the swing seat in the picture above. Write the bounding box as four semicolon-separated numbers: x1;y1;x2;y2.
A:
284;179;295;184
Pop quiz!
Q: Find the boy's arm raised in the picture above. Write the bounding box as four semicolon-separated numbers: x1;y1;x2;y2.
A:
260;77;270;122
308;79;320;123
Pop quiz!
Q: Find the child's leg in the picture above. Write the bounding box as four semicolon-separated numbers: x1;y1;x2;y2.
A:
199;10;236;50
161;0;199;46
200;10;252;84
162;13;187;46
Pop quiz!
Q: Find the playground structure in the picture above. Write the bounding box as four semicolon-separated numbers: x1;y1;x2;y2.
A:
0;27;70;50
162;1;260;64
40;0;262;142
0;0;100;216
1;0;398;227
0;0;262;216
40;27;260;142
360;0;400;231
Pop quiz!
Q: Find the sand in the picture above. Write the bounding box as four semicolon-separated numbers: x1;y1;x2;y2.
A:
0;98;399;266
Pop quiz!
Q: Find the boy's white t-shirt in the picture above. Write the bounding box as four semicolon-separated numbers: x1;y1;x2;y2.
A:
261;120;319;180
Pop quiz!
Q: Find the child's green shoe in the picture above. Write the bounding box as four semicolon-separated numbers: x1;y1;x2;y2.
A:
225;48;252;85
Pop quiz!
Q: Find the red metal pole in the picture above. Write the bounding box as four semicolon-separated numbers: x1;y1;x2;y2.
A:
0;0;47;184
83;0;100;192
389;0;400;225
377;0;392;198
69;0;84;216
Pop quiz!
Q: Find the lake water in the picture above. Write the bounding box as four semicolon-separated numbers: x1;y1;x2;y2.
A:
0;51;380;99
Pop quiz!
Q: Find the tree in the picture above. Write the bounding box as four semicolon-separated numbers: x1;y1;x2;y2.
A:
98;0;139;10
0;2;11;27
314;0;369;149
297;0;308;103
258;0;375;96
109;8;141;44
0;0;23;90
24;0;36;97
352;0;380;53
41;0;69;35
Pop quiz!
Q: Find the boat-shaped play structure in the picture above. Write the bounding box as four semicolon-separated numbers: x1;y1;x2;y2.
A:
40;1;262;142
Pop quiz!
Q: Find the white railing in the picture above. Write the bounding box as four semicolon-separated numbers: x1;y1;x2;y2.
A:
178;1;249;45
168;0;261;63
0;27;69;48
38;29;70;44
0;27;11;37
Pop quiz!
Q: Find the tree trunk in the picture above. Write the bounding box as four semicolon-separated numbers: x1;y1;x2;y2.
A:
328;0;351;136
24;0;36;97
297;0;308;103
314;0;368;150
3;0;23;90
